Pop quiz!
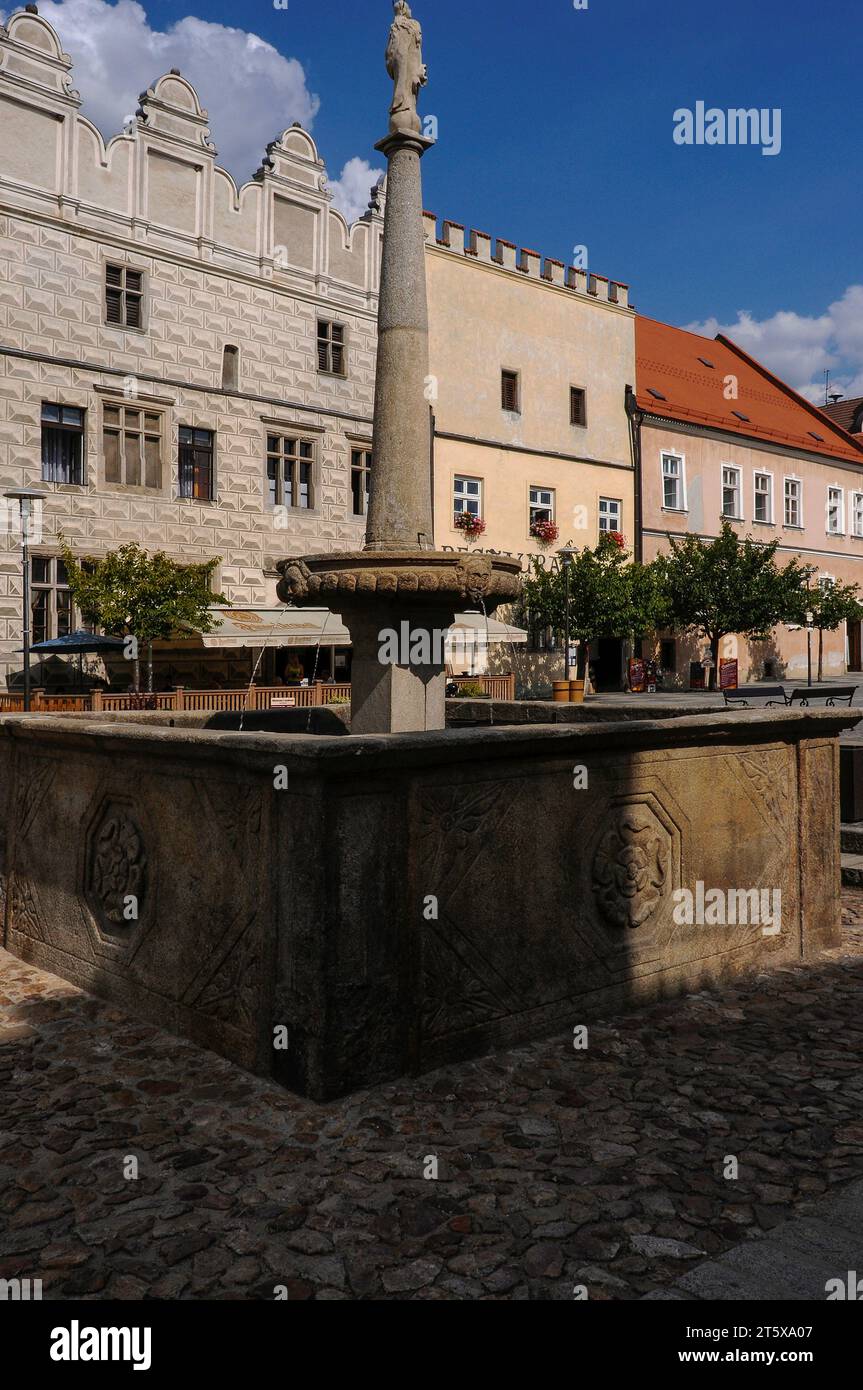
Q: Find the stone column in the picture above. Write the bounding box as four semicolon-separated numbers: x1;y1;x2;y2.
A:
365;130;435;553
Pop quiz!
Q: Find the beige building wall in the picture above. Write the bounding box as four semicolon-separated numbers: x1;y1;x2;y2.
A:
425;219;635;563
641;420;863;682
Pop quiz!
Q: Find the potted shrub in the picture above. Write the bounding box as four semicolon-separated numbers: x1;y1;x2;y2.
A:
457;680;489;698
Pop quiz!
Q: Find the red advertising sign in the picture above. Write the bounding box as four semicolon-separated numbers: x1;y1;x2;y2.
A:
628;658;646;693
719;658;739;691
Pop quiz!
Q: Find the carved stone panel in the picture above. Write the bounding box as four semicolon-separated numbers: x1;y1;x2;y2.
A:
85;801;147;935
592;800;675;931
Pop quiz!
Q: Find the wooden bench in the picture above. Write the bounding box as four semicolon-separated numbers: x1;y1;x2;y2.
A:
722;684;789;708
788;685;858;707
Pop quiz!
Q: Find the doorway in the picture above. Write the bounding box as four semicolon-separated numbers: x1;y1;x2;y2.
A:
593;638;624;691
848;620;862;672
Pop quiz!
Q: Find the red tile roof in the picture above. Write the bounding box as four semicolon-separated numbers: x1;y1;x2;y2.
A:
822;395;863;437
635;316;863;465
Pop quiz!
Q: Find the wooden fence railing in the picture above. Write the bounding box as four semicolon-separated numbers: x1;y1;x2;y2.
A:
450;674;516;701
0;673;515;715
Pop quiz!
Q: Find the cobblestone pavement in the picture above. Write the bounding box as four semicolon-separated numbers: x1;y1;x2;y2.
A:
2;898;863;1301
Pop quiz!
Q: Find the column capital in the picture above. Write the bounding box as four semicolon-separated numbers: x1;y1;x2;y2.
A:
374;130;435;160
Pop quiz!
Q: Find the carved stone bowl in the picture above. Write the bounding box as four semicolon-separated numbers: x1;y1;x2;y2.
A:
276;550;522;616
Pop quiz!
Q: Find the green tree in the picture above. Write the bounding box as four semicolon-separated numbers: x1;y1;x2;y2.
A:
60;542;226;692
654;521;813;688
522;534;666;682
803;580;863;682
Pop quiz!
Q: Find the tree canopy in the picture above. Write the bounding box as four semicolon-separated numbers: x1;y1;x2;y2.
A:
522;534;666;649
653;522;813;681
60;542;225;690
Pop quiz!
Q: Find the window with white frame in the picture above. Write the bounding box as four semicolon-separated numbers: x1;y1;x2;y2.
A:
662;453;685;510
784;477;802;528
454;475;482;522
529;486;555;525
722;465;742;519
853;492;863;538
599;497;622;534
754;472;773;523
827;487;845;535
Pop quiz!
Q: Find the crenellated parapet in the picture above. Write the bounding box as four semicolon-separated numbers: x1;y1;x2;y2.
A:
0;9;384;303
422;210;631;309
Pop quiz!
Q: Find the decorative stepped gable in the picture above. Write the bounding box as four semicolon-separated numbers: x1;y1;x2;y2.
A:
0;8;383;305
422;211;631;309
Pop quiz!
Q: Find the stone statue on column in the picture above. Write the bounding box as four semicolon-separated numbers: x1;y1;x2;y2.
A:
386;0;428;135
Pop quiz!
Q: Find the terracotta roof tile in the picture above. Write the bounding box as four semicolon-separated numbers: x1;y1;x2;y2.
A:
823;395;863;436
635;316;863;465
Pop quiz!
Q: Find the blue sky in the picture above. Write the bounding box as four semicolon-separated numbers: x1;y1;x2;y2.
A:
12;0;862;401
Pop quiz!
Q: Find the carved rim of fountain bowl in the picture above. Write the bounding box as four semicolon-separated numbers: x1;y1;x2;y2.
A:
275;550;522;611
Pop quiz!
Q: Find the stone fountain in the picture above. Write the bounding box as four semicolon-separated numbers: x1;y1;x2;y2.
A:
0;3;854;1103
277;1;520;734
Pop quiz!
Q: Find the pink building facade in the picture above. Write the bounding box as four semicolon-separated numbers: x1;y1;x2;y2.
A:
635;320;863;684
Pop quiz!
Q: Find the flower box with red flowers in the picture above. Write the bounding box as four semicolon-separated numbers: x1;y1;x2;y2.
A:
454;511;486;539
530;518;560;546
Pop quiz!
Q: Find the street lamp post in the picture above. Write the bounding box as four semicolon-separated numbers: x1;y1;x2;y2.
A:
805;608;814;689
4;488;46;712
557;544;577;684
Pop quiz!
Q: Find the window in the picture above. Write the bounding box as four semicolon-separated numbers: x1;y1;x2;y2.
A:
501;371;520;413
454;475;482;522
103;403;162;489
754;472;773;523
784;477;802;528
105;263;143;329
853;493;863;538
222;346;239;391
662;453;685;510
827;487;845;535
31;556;72;644
267;435;315;510
41;403;84;484
570;386;587;427
351;447;372;517
722;465;742;519
819;575;835;592
179;427;215;501
317;321;345;376
529;486;555;526
599;497;622;534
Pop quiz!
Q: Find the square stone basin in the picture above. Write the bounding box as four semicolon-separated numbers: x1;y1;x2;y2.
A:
0;707;855;1099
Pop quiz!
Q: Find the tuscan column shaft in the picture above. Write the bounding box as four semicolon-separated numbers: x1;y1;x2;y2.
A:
365;131;434;552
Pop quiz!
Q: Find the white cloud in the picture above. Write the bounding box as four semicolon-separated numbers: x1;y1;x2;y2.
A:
0;0;329;191
686;286;863;405
327;157;385;225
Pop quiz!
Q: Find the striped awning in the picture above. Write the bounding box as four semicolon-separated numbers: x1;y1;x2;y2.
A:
197;607;527;650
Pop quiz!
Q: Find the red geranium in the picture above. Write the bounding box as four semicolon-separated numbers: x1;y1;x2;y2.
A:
530;518;560;546
454;511;486;539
